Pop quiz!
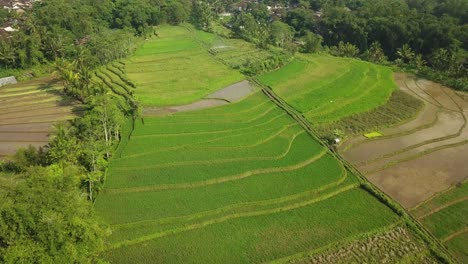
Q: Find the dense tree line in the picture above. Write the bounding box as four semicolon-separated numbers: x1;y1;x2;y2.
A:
224;0;467;91
0;0;192;71
286;0;467;90
0;86;129;261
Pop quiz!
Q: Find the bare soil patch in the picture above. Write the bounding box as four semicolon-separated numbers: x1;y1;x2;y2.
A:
0;77;78;157
340;73;468;208
366;143;468;208
0;123;54;133
0;132;50;142
143;80;255;116
0;106;77;120
0;141;49;156
343;110;463;164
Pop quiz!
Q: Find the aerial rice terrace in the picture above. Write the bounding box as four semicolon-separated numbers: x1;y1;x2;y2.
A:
123;26;244;107
411;181;468;263
85;25;455;263
95;91;436;263
258;55;396;125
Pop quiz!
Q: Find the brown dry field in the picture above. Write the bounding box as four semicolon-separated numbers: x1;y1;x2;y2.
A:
0;77;79;157
340;73;468;208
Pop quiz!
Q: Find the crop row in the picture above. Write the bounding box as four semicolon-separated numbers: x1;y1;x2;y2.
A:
115;126;304;167
277;225;434;264
258;55;395;125
101;188;398;263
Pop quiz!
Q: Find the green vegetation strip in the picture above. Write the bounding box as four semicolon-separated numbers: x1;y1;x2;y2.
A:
104;149;327;194
109;184;359;249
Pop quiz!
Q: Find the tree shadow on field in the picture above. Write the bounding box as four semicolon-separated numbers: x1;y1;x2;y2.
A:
37;78;86;116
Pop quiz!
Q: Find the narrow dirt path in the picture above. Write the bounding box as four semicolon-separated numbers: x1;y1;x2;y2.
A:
442;227;468;242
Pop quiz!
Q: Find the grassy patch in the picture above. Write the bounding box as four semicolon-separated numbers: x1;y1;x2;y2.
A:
124;25;244;106
445;232;468;263
316;90;424;136
258;54;396;124
411;181;468;262
274;225;436;264
102;188;398;264
256;54;425;138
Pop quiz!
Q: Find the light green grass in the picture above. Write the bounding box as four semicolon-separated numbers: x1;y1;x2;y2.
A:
420;200;468;239
257;54;396;125
445;232;468;263
412;182;468;218
101;188;398;263
124;25;244;106
364;132;383;138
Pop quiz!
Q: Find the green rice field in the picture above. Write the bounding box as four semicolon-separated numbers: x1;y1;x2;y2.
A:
123;26;244;106
258;54;396;125
412;182;468;263
95;92;436;263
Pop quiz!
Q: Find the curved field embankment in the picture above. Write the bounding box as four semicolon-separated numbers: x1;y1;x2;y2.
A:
340;74;468;209
142;80;255;116
123;25;244;107
411;181;468;263
0;77;81;158
257;54;396;125
95;91;430;263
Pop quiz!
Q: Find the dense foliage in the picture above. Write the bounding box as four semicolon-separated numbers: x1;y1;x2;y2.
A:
0;0;162;261
0;0;191;72
225;0;467;91
0;165;107;263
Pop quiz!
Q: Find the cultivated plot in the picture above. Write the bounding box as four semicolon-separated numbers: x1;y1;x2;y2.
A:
0;78;80;157
124;26;244;107
96;92;435;263
411;182;468;263
257;54;396;125
341;74;468;208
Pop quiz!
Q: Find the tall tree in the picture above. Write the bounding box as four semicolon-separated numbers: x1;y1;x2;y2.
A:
0;165;107;263
270;21;294;48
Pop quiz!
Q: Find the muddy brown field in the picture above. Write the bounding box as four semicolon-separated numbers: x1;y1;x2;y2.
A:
0;78;79;157
340;73;468;208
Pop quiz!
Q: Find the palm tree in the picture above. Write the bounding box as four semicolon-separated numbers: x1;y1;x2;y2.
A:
53;58;79;95
397;44;415;64
0;41;17;67
431;48;451;71
413;54;426;70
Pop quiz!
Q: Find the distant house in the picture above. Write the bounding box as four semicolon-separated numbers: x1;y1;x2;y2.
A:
1;0;38;12
0;0;39;36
